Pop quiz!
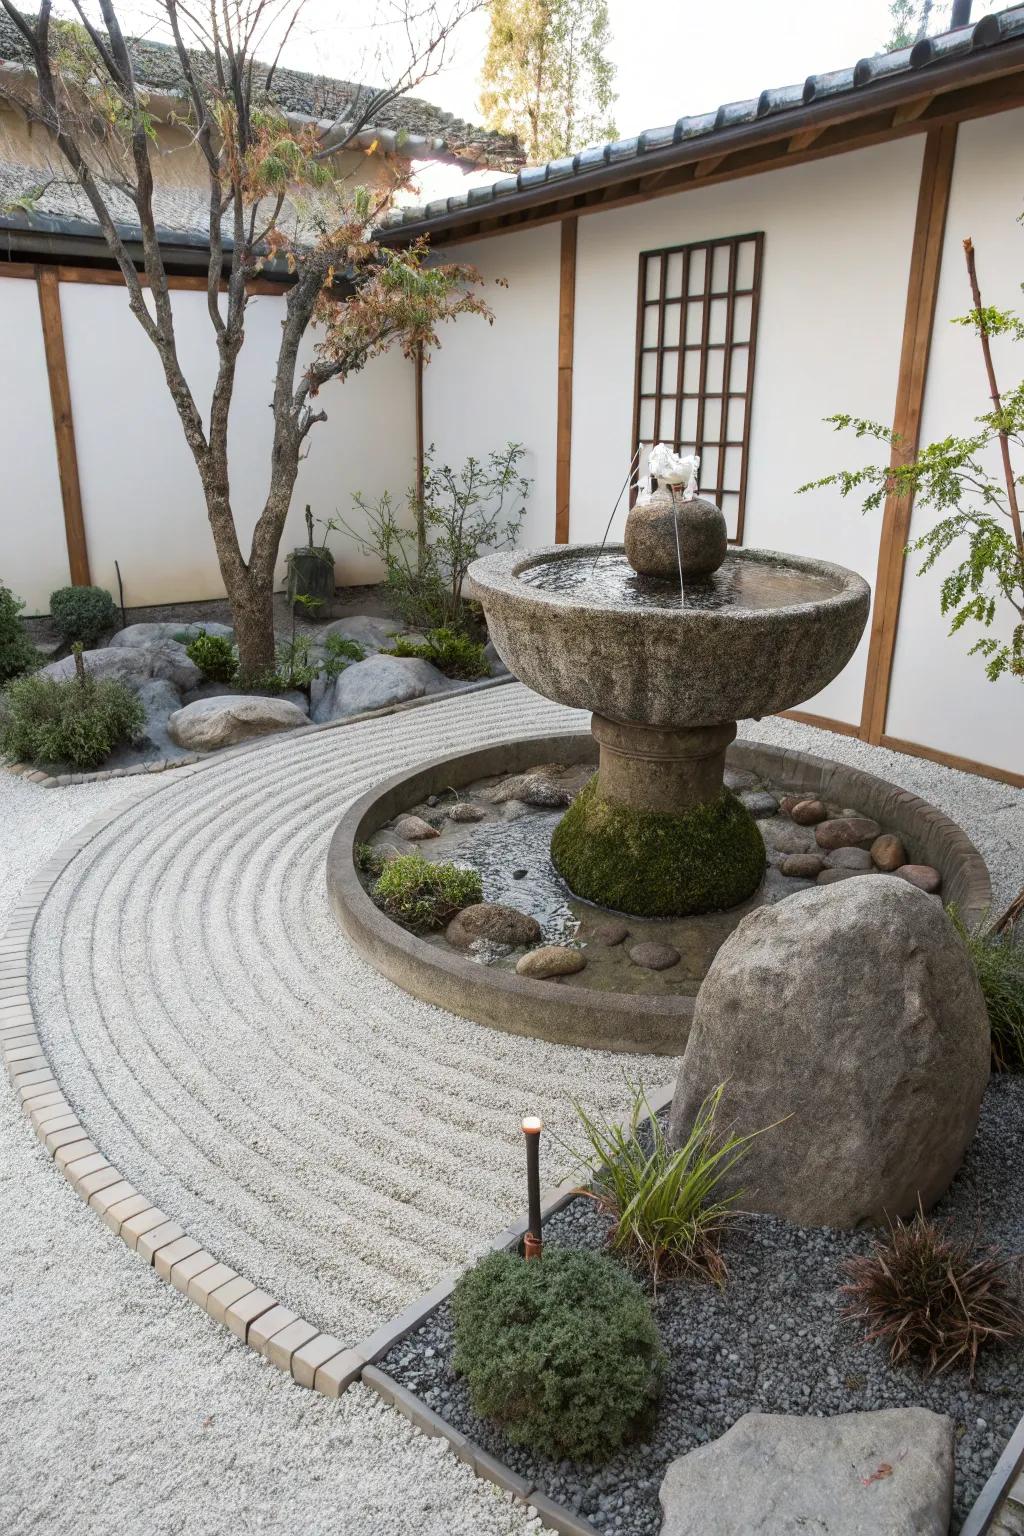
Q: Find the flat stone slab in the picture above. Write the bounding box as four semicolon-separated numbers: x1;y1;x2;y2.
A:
659;1409;955;1535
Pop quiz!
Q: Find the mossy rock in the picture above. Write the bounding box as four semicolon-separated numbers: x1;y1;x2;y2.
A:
550;775;765;918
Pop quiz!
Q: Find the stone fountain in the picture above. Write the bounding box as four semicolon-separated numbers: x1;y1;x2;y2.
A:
466;465;871;918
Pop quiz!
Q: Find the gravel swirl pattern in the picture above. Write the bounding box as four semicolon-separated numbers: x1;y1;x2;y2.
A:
31;685;677;1342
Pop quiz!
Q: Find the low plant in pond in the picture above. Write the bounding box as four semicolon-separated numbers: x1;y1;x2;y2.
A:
557;1082;762;1290
840;1207;1024;1378
49;585;119;648
185;630;238;684
371;853;481;930
452;1246;663;1462
384;627;489;680
0;582;38;683
0;645;144;770
949;907;1024;1072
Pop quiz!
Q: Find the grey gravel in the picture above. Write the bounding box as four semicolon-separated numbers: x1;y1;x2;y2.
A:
384;1083;1024;1536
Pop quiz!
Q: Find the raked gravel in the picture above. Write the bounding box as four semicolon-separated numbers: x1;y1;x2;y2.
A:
4;690;1021;1535
0;756;552;1536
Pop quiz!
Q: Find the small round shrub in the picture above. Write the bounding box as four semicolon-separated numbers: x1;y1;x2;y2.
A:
452;1247;664;1462
185;629;238;684
0;583;38;683
372;853;481;930
49;585;119;647
384;627;489;680
0;669;145;770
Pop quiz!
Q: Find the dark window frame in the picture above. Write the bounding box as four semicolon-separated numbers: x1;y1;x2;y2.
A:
630;231;764;544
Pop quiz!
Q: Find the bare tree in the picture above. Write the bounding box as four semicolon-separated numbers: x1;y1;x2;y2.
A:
0;0;490;677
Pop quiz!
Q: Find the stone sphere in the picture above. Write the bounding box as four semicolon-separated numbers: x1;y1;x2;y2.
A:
623;489;728;579
667;876;990;1228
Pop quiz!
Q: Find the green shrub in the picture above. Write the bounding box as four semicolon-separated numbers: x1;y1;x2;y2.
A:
322;633;366;680
275;634;316;690
49;585;119;646
372;853;481;930
385;627;489;680
185;629;238;683
355;842;387;878
0;664;144;770
452;1247;663;1462
0;583;37;683
559;1083;761;1290
950;908;1024;1071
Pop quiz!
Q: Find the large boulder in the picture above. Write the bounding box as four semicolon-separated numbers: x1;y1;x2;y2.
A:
167;695;308;751
42;640;201;693
134;679;183;755
668;876;989;1227
110;620;232;647
317;615;400;655
311;653;447;723
659;1409;954;1536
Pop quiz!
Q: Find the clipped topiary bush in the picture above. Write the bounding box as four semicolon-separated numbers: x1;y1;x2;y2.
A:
49;585;119;647
453;1247;664;1462
185;629;237;683
385;627;489;680
372;853;482;931
0;582;38;683
0;660;145;771
551;776;766;918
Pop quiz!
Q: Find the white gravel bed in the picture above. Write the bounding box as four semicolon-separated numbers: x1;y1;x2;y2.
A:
0;768;552;1536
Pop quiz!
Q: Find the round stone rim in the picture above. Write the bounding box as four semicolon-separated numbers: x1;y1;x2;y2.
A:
326;730;991;1057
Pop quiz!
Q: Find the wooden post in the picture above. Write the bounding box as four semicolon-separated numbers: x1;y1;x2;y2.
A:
36;266;91;587
860;124;958;743
555;217;577;544
414;342;426;574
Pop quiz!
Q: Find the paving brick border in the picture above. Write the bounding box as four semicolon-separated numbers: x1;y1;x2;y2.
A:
0;672;514;787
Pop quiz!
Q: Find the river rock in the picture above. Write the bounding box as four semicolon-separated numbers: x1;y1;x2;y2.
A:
780;853;826;879
446;903;542;949
447;802;487;823
817;866;864;884
828;847;873;871
658;1408;954;1536
516;945;586;979
592;921;630;946
483;772;574;808
760;818;816;856
668;877;989;1226
312;654;447;722
167;694;308;751
871;832;908;871
739;789;779;819
629;941;680;971
895;863;942;894
393;814;439;842
790;798;827;826
815;815;881;851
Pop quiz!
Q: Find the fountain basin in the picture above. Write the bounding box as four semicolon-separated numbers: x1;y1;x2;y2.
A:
466;544;870;730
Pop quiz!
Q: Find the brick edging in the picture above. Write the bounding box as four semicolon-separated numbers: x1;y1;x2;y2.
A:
0;672;515;788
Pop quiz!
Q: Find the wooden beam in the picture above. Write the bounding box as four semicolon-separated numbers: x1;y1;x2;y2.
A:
860;123;958;744
879;733;1024;789
694;153;729;178
779;708;860;738
555;216;577;544
787;125;827;153
36;266;90;587
892;94;935;127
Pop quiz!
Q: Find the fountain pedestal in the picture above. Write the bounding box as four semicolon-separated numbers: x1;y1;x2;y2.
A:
591;715;737;814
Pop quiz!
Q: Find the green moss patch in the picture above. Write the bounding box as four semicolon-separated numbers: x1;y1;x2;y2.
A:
551;775;765;918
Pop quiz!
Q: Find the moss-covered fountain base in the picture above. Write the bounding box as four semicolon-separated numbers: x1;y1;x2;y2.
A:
551;776;765;918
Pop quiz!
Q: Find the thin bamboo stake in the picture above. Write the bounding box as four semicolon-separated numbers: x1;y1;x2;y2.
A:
963;238;1024;564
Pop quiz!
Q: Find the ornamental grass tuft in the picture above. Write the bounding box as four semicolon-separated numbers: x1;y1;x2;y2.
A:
371;852;481;931
840;1207;1024;1378
452;1246;663;1463
949;907;1024;1072
557;1082;761;1290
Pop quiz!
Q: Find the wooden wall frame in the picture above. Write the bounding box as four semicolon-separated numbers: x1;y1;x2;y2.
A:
555;217;577;544
35;267;90;587
860;123;958;744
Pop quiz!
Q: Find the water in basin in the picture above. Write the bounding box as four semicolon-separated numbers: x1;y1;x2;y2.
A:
516;550;842;612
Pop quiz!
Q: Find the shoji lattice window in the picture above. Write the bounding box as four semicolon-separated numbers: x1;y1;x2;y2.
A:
631;232;763;543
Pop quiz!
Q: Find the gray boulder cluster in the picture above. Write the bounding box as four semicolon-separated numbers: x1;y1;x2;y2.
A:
40;613;496;764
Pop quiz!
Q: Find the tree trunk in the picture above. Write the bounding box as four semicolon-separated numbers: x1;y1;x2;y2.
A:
227;566;278;681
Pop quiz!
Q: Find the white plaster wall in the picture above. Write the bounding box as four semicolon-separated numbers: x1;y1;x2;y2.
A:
422;223;560;552
0;276;71;613
885;109;1024;778
570;138;925;726
57;282;416;608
